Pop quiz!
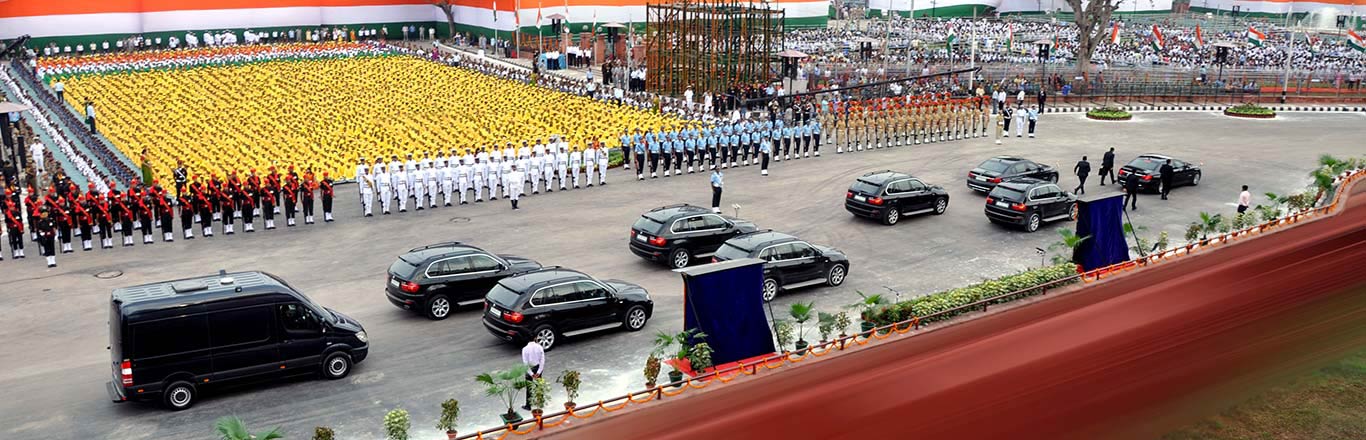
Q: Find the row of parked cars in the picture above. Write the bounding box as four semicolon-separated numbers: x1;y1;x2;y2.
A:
843;154;1202;232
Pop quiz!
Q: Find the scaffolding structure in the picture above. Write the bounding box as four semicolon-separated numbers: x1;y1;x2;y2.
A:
645;0;785;97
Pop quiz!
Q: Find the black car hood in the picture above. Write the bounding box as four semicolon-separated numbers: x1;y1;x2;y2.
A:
813;245;849;262
728;218;758;233
326;307;364;332
603;279;650;299
499;255;543;271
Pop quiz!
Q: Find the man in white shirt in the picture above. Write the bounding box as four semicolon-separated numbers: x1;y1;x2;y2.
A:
356;158;373;216
1237;185;1252;214
29;141;46;175
520;339;544;409
505;164;525;211
52;81;64;103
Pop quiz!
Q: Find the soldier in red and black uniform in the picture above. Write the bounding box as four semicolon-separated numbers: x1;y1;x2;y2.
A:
220;174;238;235
131;185;153;244
260;173;277;230
282;173;299;227
176;185;195;240
107;185;131;246
301;169;316;225
320;172;335;222
90;184;113;249
36;208;57;268
24;186;40;242
52;194;74;254
192;176;213;237
266;166;282;215
3;189;24;259
246;169;263;218
154;184;174;242
72;192;94;251
239;171;257;232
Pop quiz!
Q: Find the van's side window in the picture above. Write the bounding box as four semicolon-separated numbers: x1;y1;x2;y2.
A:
208;306;273;347
277;303;321;333
132;316;209;357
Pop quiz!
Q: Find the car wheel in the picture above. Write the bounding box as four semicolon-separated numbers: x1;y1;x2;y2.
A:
827;264;847;286
1026;212;1041;232
933;197;948;215
762;278;779;302
162;380;196;411
1191;172;1201;186
883;208;900;225
1069;203;1078;221
1049;173;1058;183
533;325;557;351
668;248;690;269
425;294;452;320
623;306;648;331
320;352;352;380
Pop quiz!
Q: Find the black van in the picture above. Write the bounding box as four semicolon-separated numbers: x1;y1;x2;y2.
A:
107;271;369;410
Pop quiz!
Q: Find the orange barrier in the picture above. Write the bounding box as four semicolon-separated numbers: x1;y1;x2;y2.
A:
449;168;1366;440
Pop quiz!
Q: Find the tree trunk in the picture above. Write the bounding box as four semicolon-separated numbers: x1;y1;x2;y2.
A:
437;4;456;42
1065;0;1121;94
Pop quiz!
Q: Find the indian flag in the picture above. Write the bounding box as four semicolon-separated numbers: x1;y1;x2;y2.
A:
1248;27;1266;47
1194;24;1204;49
947;29;957;52
1150;25;1164;50
1110;22;1120;44
1348;30;1365;52
1005;23;1014;50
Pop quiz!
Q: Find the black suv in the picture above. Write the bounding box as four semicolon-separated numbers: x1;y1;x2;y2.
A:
845;170;951;225
482;268;653;350
629;203;758;269
109;271;368;410
387;242;542;320
984;178;1078;232
713;231;850;302
967;156;1059;192
1118;154;1203;193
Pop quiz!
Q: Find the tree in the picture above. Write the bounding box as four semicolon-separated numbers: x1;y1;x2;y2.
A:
214;416;283;440
1065;0;1123;89
431;0;457;41
1049;228;1089;264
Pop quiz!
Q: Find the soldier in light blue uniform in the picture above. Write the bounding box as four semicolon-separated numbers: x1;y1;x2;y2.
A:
800;121;813;158
671;131;685;175
782;124;796;160
660;130;674;177
738;125;751;167
634;132;648;180
707;126;719;170
727;129;741;169
759;129;772;176
770;119;783;163
619;130;632;171
811;118;823;157
685;131;698;174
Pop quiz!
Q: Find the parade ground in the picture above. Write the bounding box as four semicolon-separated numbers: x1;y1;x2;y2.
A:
1;111;1362;439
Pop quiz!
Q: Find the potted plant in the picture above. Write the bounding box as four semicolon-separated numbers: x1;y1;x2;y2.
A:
835;311;852;338
383;408;410;440
688;342;714;373
436;399;459;439
773;319;794;353
475;364;531;425
817;311;836;344
556;370;581;411
789;302;814;352
847;291;888;334
313;426;335;440
654;328;707;383
643;354;661;388
214;416;283;440
528;377;552;418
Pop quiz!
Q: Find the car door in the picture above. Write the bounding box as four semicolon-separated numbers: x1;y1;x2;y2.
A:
905;179;932;211
207;305;282;380
883;179;911;212
785;242;826;283
1173;160;1193;185
461;254;509;304
670;215;706;253
566;281;617;329
694;215;732;256
275;303;327;372
1004;163;1027;181
1028;186;1058;218
423;256;474;303
758;244;792;281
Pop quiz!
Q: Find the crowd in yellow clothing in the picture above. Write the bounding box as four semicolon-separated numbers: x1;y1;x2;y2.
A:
61;55;681;182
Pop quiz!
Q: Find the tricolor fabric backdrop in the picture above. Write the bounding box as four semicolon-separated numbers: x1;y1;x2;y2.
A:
867;0;1366;17
0;0;832;48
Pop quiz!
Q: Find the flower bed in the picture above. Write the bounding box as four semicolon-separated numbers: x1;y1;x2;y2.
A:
1086;107;1132;121
1224;103;1277;119
865;263;1080;327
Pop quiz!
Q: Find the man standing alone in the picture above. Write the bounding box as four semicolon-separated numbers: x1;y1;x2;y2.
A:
83;100;97;134
1159;159;1175;200
710;169;724;214
505;163;524;210
1073;156;1091;195
1124;173;1139;211
520;340;544;410
1237;185;1251;214
1099;147;1116;186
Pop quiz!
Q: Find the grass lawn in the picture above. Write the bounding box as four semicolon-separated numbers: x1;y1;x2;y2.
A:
1164;348;1366;440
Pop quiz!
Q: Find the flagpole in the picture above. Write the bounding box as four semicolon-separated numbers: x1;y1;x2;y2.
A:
1280;9;1294;103
969;8;976;90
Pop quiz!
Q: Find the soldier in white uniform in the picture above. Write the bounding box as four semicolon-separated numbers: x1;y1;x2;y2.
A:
555;145;570;190
394;164;410;212
455;160;470;205
533;138;546;158
356;158;373;216
439;161;454;207
517;142;531;161
541;152;556;192
501;143;515;164
471;157;487;202
411;163;427;210
594;143;609;185
569;146;584;189
528;153;544;194
504;164;524;210
493;157;507;200
376;163;393;214
404;154;418;202
583;144;597;188
387;155;402;203
420;152;433;171
425;162;439;208
487;146;500;165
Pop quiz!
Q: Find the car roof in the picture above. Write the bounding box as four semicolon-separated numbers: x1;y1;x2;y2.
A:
112;271;291;316
1137;154;1172;160
857;170;912;184
643;203;709;222
997;177;1048;190
727;230;798;252
401;242;486;263
499;267;591;293
988;156;1026;163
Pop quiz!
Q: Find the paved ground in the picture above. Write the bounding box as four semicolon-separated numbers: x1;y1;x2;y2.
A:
0;111;1361;440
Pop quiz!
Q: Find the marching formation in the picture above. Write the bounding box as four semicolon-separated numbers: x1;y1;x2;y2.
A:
830;94;993;152
0;165;335;268
354;138;612;214
619;113;824;180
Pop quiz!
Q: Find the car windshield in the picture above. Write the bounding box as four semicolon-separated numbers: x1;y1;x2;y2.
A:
850;179;882;195
1128;158;1162;171
487;283;522;308
632;216;665;234
978;159;1012;173
389;258;420;278
264;273;336;323
714;242;752;261
988;186;1026;202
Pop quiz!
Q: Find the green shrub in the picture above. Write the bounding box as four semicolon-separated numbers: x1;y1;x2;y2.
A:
869;264;1079;327
384;408;410;440
1226;102;1276;116
1086;106;1131;120
313;427;335;440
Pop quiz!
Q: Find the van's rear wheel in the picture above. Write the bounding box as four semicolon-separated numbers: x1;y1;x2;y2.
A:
321;352;352;380
162;381;196;411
